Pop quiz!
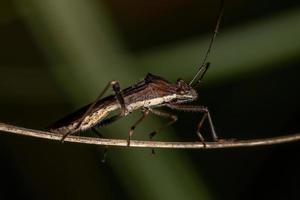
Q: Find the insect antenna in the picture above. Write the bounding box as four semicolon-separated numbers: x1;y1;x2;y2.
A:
189;0;224;86
192;62;210;89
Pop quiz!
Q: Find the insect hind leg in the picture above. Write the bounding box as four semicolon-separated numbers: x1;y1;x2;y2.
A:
92;128;108;163
92;127;104;138
127;108;150;146
60;80;127;142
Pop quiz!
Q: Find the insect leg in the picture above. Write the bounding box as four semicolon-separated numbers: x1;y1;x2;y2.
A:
61;80;126;142
166;104;218;143
96;114;124;127
92;127;104;138
90;113;126;161
79;80;127;128
195;113;207;142
127;108;150;146
92;128;108;163
147;109;177;154
148;109;178;140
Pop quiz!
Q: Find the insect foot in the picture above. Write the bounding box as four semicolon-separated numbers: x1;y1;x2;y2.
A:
196;132;207;148
127;136;131;147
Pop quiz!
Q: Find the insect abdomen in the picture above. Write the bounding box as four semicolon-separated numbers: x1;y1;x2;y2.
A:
49;104;118;134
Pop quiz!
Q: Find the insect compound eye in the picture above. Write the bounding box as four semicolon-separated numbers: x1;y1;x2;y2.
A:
176;88;187;96
176;79;190;93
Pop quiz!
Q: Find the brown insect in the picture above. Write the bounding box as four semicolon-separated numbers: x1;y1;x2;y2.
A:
49;0;224;146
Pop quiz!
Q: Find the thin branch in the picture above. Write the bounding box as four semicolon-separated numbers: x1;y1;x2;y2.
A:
0;122;299;149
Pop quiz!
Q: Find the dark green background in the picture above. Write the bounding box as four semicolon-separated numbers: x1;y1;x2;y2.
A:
0;0;300;199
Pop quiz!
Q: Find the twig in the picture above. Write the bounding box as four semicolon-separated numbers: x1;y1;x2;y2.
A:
0;122;299;149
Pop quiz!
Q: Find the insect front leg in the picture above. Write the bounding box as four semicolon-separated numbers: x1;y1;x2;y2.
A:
60;80;127;142
166;104;218;144
195;109;218;142
127;108;150;146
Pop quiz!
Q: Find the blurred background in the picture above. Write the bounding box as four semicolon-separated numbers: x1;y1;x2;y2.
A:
0;0;300;199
